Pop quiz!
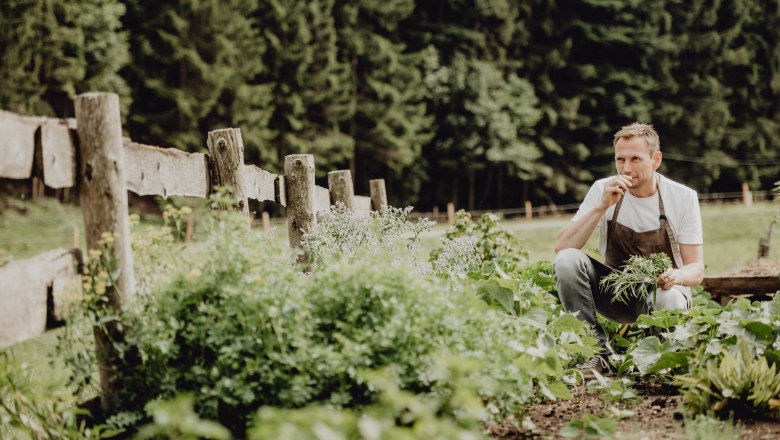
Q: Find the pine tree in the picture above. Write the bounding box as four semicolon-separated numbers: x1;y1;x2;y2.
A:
0;0;130;117
333;0;433;202
122;0;261;151
245;0;351;173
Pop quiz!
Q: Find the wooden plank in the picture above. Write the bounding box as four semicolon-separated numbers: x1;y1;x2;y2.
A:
124;139;210;198
41;118;77;188
315;185;331;212
700;276;780;297
0;248;79;349
241;164;277;203
0;110;43;179
354;195;372;216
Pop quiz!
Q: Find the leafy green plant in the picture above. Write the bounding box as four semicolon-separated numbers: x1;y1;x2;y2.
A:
600;253;672;305
676;342;780;419
430;210;528;271
302;203;435;270
0;354;119;439
54;204;577;436
683;415;741;440
558;413;617;439
585;370;642;406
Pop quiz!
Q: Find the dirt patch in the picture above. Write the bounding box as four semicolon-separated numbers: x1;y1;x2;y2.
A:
488;378;780;439
723;258;780;277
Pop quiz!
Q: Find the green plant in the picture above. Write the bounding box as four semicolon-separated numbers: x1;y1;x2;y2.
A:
676;342;780;419
600;253;672;305
558;413;617;439
56;204;573;436
248;365;491;440
302;203;435;270
683;415;741;440
585;370;642;406
431;210;528;271
0;354;119;439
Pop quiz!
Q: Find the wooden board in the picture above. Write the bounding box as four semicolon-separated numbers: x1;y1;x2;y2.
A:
315;185;331;212
0;111;43;179
41;118;77;188
354;195;372;216
123;139;210;198
242;164;278;203
0;248;80;349
700;276;780;297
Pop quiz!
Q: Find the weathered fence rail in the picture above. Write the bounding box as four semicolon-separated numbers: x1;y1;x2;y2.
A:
0;92;388;410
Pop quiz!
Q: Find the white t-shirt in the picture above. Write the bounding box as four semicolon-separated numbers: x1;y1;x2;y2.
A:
572;174;703;263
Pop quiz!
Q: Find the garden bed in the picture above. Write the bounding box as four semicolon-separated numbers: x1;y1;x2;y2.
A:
491;378;780;439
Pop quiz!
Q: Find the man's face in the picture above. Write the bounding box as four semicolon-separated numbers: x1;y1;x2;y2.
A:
614;136;661;194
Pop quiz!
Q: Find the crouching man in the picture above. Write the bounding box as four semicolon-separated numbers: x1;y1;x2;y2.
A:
553;122;704;377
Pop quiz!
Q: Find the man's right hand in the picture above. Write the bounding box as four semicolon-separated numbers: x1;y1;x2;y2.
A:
600;175;632;209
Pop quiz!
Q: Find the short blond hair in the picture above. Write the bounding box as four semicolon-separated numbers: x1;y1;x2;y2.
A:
613;122;660;155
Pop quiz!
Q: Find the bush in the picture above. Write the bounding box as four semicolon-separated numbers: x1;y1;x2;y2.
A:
53;206;584;437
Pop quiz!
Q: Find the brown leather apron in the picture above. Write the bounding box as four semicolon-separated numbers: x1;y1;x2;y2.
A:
598;184;690;320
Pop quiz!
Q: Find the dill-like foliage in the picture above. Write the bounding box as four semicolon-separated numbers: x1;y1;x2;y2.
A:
600;253;673;304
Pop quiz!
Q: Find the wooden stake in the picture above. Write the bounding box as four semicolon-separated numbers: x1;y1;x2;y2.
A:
185;216;193;243
261;211;271;232
525;200;533;220
742;182;753;207
284;154;315;251
207;128;248;215
328;170;355;211
447;202;455;225
71;224;79;249
75;92;135;412
369;179;387;212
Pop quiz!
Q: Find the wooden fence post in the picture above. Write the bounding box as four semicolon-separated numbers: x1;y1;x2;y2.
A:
261;211;271;232
447;202;455;225
369;179;387;212
525;200;533;220
285;154;315;253
75;92;136;411
207;128;248;215
328;170;355;210
71;224;79;248
742;182;753;207
185;216;193;242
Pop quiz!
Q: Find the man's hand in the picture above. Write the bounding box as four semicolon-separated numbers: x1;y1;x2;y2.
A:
658;268;678;290
600;175;632;209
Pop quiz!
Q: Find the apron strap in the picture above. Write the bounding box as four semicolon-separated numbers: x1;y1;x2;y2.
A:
657;184;684;269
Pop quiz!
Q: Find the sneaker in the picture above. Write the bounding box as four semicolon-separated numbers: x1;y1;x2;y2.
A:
576;355;611;380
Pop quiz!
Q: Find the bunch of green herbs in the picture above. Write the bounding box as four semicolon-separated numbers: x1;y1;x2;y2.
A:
600;252;672;305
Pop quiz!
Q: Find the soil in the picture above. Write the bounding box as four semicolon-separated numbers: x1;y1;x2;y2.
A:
488;377;780;439
488;381;780;440
722;258;780;277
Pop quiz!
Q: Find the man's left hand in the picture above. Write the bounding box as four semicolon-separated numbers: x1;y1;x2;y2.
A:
658;268;678;290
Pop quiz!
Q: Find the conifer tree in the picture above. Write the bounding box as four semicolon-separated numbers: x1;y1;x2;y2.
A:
122;0;261;151
0;0;130;117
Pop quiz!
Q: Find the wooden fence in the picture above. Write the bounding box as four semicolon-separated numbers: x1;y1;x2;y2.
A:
0;92;388;410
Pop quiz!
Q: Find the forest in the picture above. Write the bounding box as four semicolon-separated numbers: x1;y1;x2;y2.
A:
1;0;778;210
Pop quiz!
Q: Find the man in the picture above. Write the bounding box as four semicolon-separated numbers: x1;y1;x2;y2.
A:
553;122;704;377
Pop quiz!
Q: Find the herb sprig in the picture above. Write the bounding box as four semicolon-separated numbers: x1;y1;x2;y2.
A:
600;253;673;305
